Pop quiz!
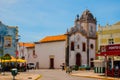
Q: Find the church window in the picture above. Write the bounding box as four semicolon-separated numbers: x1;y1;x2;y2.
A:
77;45;79;49
71;41;74;50
33;50;35;55
90;44;94;49
82;43;86;51
108;39;114;44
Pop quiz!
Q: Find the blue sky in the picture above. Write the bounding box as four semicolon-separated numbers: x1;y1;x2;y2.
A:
0;0;120;42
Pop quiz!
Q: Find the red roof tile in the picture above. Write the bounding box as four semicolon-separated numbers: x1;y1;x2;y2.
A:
40;34;66;43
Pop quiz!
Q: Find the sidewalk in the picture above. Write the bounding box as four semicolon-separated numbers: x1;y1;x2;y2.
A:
71;70;120;80
0;72;41;80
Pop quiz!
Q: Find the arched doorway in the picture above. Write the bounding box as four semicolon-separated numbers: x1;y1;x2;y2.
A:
76;53;81;66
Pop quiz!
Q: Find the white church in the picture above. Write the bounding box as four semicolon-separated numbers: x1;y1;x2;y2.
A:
66;9;97;67
35;9;97;69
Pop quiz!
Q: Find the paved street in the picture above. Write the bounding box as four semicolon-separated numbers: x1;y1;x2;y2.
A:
0;69;117;80
28;69;96;80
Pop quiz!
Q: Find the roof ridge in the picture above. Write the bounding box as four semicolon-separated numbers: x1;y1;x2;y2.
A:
39;34;66;43
45;34;65;37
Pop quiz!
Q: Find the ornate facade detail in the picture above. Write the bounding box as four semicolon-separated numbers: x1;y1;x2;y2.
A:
80;9;96;24
67;9;96;37
66;9;97;67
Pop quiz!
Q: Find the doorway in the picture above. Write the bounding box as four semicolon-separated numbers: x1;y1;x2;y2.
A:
76;53;81;66
50;58;54;69
90;58;94;68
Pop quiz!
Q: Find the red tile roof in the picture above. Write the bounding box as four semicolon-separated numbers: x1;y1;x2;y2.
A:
19;42;35;47
40;34;66;43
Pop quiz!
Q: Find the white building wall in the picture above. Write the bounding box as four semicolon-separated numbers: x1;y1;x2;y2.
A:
27;48;37;66
69;33;88;66
69;51;75;66
89;39;96;65
17;46;27;60
17;44;37;65
35;41;66;69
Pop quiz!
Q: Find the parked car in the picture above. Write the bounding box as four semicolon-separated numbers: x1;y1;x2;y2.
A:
27;63;35;69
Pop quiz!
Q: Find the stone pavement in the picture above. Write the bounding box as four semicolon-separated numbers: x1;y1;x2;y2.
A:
71;70;120;80
0;72;41;80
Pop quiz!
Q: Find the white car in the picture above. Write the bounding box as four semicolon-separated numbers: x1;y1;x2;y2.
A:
27;63;35;69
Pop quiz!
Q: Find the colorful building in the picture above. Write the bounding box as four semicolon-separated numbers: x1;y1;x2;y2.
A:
0;21;18;57
97;21;120;59
96;22;120;76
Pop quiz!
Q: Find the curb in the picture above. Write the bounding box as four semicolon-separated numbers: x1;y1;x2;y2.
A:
34;75;42;80
71;74;116;80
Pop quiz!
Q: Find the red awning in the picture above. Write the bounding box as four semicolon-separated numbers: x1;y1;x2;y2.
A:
96;51;120;56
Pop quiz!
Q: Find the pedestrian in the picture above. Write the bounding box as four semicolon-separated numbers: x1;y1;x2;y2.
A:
60;63;65;70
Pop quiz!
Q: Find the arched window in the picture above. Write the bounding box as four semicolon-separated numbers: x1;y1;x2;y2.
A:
90;44;94;49
77;45;79;49
33;50;35;55
71;41;74;50
82;43;86;51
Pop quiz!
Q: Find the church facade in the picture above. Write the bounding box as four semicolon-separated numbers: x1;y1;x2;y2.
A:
66;10;97;67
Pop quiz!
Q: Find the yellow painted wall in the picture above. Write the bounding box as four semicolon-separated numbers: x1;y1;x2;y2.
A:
101;29;120;35
100;39;107;44
114;38;120;43
97;22;120;55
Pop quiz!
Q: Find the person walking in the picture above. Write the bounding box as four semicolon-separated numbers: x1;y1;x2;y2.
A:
60;63;65;70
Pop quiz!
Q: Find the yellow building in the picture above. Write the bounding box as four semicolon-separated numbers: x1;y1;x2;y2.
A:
97;21;120;59
97;22;120;50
